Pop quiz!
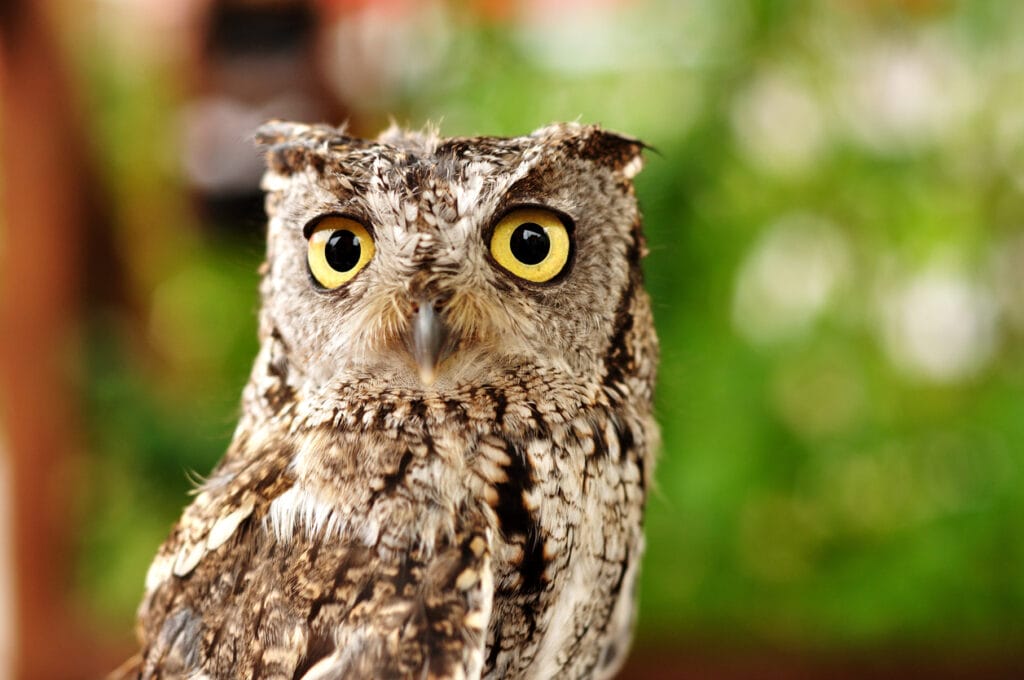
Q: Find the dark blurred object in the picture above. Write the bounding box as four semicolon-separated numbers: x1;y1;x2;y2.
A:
181;0;348;232
206;1;314;57
620;642;1024;680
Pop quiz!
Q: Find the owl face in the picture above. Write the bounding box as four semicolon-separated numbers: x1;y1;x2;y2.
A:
256;122;646;397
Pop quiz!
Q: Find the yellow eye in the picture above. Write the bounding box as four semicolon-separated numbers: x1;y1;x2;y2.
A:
489;208;571;283
307;216;375;289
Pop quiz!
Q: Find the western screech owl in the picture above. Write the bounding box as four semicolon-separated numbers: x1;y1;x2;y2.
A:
121;121;658;680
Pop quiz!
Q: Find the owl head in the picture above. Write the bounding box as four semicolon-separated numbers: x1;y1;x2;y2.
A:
254;122;649;401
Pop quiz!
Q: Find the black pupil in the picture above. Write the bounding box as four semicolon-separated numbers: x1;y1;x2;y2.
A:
325;230;362;272
510;223;550;265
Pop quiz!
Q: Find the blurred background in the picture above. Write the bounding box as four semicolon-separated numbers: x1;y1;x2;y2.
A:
2;0;1024;677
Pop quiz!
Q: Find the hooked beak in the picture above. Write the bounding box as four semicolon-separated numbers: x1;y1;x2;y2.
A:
410;299;449;387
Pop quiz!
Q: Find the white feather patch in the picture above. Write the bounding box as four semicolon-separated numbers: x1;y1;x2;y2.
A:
464;548;493;680
172;541;206;578
530;557;587;677
260;171;292;193
266;486;341;543
621;154;644;180
144;554;173;592
206;499;255;551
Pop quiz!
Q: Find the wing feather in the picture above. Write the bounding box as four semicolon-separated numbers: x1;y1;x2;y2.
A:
136;472;493;680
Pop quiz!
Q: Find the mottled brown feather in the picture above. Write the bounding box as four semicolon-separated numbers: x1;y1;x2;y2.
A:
125;121;657;680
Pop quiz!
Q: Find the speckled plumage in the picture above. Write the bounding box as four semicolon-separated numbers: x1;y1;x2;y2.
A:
121;121;658;680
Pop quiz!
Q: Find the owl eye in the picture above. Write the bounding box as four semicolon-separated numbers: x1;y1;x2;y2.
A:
307;216;376;289
489;208;572;283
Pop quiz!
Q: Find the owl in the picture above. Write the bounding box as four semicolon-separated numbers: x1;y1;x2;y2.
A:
121;121;658;680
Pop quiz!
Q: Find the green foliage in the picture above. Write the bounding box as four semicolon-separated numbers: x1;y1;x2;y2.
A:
78;0;1024;649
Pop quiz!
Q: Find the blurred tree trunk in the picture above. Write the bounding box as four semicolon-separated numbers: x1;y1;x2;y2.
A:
0;2;116;678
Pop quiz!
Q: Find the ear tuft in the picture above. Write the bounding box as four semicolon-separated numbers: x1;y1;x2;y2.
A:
254;120;352;176
578;127;648;179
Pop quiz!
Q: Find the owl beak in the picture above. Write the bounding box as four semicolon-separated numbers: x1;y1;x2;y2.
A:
410;300;448;387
